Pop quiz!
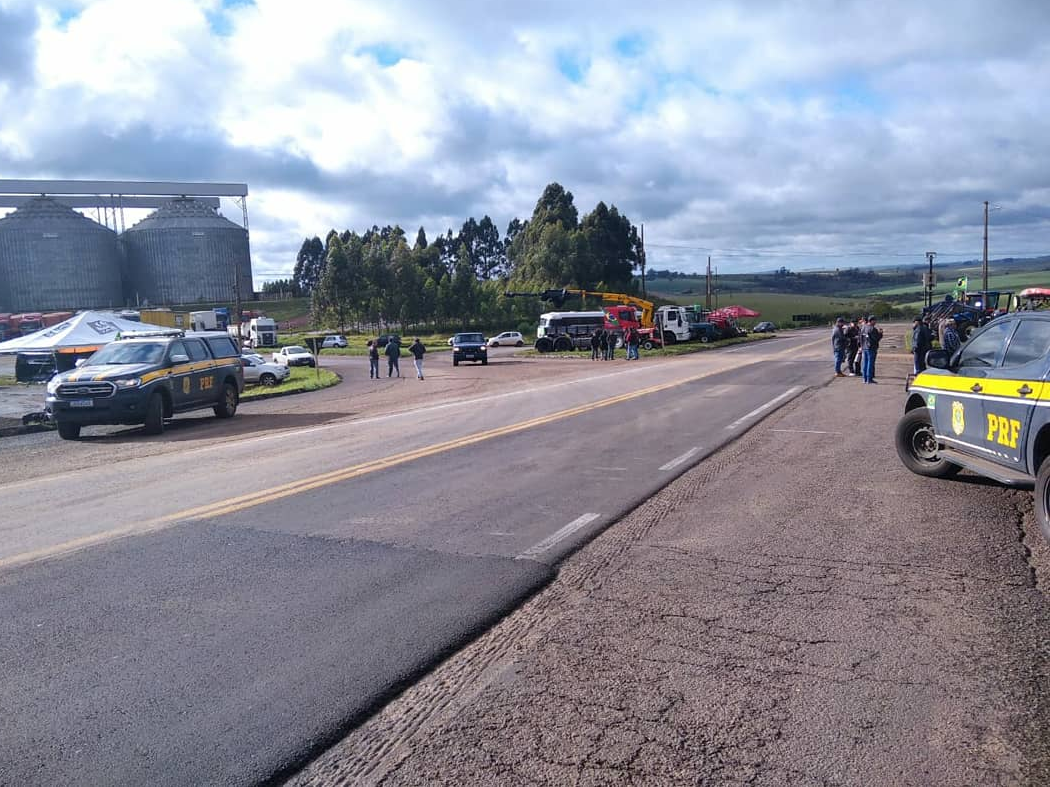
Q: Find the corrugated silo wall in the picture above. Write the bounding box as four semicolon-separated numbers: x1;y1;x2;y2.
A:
123;227;252;306
0;224;123;312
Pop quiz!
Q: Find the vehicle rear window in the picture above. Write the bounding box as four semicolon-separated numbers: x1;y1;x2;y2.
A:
183;339;210;362
204;335;238;359
1002;321;1050;368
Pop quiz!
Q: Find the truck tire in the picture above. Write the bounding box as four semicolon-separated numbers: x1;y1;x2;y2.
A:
534;337;553;353
143;393;165;435
894;408;959;478
453;358;460;366
57;421;81;440
662;331;677;346
259;373;277;387
1035;457;1050;544
214;382;238;418
699;334;710;343
554;336;573;352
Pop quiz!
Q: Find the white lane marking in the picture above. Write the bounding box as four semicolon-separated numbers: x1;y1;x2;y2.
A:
516;513;601;560
659;447;701;471
771;428;841;435
725;386;804;430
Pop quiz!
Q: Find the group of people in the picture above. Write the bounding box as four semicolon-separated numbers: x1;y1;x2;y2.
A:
589;327;642;361
911;315;961;374
367;336;427;380
831;315;884;383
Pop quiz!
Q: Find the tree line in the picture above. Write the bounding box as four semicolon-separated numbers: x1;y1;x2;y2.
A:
266;183;645;334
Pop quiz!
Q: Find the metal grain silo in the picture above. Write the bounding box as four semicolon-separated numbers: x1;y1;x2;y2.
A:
0;196;123;312
122;198;252;306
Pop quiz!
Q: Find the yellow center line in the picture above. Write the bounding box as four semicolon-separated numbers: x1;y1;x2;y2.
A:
2;337;824;570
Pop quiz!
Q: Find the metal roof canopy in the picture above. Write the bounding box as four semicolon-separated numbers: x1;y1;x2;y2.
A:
0;179;248;197
0;195;220;209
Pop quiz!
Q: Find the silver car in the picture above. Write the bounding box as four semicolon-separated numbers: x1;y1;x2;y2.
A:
241;354;291;386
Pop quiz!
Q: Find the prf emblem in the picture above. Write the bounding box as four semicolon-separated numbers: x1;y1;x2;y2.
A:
986;413;1021;449
951;401;965;435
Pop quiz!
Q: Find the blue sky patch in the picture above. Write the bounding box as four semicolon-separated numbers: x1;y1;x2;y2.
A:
360;44;405;67
556;49;589;83
614;33;646;58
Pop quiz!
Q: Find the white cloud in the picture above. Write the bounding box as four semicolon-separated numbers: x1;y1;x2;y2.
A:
1;0;1049;285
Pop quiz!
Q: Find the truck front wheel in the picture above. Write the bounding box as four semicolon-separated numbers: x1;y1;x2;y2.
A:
1034;457;1050;544
143;393;165;435
894;408;958;478
662;332;677;346
57;422;81;440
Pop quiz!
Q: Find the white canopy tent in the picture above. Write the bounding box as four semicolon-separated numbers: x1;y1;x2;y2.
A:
0;311;170;356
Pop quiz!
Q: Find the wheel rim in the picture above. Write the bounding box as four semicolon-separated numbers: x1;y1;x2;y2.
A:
910;423;940;462
225;387;237;411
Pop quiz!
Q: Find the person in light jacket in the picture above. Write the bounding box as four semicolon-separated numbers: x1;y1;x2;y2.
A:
408;337;427;380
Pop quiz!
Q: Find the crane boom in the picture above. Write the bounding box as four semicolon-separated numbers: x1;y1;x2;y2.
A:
504;288;654;327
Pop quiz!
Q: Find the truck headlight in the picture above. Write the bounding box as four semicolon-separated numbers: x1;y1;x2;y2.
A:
46;377;62;395
114;378;142;389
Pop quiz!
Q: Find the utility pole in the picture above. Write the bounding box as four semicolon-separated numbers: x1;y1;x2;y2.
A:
982;200;989;294
640;224;647;298
705;256;712;310
925;251;937;308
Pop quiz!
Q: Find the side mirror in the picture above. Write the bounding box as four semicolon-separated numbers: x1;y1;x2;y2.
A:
74;358;87;368
926;349;951;370
170;353;189;363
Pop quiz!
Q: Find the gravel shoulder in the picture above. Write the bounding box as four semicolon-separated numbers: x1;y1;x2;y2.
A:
289;338;1050;787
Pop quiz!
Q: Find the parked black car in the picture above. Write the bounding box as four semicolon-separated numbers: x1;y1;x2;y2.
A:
377;334;401;348
752;321;777;333
451;332;488;366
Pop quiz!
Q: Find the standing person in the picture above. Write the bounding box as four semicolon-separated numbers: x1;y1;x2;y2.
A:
911;316;932;374
844;319;860;377
367;339;380;379
607;331;617;360
831;317;847;377
598;329;609;361
384;336;401;378
408;337;426;380
860;315;883;384
627;326;640;360
941;317;962;357
590;329;601;361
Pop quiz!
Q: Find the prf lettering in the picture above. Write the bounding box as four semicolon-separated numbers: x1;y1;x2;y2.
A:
986;414;1021;448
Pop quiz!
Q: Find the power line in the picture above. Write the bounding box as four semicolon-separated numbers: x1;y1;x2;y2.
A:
643;243;1048;259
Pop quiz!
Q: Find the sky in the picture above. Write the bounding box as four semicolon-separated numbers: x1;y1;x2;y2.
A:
1;0;1049;289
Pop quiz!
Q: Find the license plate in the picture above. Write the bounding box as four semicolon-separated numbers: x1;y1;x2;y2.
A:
69;399;93;408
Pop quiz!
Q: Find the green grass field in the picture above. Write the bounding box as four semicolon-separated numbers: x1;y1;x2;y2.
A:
651;291;873;326
241;365;340;399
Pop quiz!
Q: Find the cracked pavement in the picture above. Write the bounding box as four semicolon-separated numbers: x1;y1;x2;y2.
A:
289;341;1050;787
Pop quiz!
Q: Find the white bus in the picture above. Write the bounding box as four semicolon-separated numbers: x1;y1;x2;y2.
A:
535;310;606;352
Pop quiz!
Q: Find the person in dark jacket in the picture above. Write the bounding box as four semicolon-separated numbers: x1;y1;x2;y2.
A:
598;330;609;360
384;336;401;378
912;316;933;374
860;315;883;383
408;337;426;380
844;319;860;376
590;329;601;361
831;317;847;377
368;339;380;379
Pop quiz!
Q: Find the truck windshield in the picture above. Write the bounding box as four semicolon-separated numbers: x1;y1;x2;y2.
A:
456;334;483;343
86;342;166;366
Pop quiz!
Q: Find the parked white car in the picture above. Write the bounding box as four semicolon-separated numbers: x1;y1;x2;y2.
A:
487;331;525;347
271;345;316;367
321;335;347;348
241;355;291;386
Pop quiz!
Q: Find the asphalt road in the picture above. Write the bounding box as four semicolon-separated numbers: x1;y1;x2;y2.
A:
0;331;834;785
291;340;1050;787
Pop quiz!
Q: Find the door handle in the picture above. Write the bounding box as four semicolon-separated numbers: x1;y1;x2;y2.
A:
1018;384;1033;396
970;383;983;393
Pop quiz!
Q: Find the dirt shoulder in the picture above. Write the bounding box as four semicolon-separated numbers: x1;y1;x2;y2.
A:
290;337;1050;786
